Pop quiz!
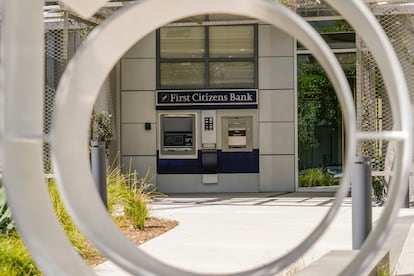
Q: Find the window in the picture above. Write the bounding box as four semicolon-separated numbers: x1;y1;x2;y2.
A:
297;52;355;170
157;25;257;89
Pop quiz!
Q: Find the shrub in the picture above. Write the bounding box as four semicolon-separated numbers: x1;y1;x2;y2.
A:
0;185;40;274
0;163;158;275
91;111;113;153
107;163;159;229
47;179;100;259
0;232;41;275
372;176;388;205
0;185;14;234
299;168;337;187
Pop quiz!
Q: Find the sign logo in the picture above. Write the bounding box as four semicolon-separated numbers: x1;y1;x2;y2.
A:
160;94;169;102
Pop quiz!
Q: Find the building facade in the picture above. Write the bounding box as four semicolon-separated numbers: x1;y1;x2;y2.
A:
119;18;297;193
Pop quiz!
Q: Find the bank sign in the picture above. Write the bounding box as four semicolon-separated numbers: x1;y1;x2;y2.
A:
156;90;258;110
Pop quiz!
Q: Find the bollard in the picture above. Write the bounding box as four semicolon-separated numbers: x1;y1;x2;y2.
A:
405;186;410;208
91;141;107;208
352;156;372;250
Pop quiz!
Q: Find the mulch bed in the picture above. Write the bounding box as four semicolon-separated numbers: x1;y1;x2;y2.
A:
87;217;179;266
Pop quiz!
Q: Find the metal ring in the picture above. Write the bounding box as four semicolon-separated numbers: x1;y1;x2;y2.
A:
324;1;412;275
51;0;357;275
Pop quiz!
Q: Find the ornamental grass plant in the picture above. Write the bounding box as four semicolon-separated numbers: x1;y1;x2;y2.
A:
0;162;158;275
0;232;41;276
107;161;161;229
0;185;14;234
47;179;101;260
298;168;338;187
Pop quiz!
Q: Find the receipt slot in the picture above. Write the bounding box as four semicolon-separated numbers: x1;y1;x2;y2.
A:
222;116;253;152
159;114;197;158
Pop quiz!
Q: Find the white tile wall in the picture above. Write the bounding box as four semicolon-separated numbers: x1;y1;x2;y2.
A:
259;90;294;122
121;59;155;90
121;91;156;123
259;57;294;90
260;155;295;192
259;122;294;155
121;123;156;155
121;156;157;182
123;32;156;59
259;25;294;57
156;175;208;193
218;174;259;192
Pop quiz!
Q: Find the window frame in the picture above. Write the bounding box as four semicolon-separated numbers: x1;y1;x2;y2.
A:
156;24;258;90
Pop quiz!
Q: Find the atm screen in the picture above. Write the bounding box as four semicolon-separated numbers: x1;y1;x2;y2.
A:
160;114;196;157
163;133;192;147
162;117;193;132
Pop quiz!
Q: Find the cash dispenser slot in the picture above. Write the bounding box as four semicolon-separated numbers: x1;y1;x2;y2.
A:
202;149;217;174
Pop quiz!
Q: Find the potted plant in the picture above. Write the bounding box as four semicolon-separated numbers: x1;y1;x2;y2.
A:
91;110;113;154
91;111;113;207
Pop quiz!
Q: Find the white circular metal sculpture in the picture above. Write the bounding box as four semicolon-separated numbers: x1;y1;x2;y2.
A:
0;0;411;275
52;0;356;275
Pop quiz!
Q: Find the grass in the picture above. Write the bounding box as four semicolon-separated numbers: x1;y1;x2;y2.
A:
0;163;158;275
107;162;160;230
0;185;14;234
48;179;101;260
0;233;41;275
298;168;338;187
275;259;305;275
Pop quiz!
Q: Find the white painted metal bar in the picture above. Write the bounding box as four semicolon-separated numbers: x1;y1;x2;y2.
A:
1;0;409;275
59;0;108;18
0;0;93;274
356;130;410;141
297;48;357;54
323;1;413;275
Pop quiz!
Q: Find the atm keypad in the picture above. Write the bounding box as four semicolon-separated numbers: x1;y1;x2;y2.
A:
204;117;214;131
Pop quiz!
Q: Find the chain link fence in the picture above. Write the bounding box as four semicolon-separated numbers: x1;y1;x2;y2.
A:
45;12;86;171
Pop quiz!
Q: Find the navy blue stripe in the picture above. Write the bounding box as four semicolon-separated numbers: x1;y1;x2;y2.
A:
157;151;202;174
217;150;259;173
157;150;259;174
156;104;258;110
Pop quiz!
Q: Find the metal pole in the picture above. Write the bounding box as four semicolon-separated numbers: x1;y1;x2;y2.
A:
352;156;373;250
404;184;410;208
91;141;107;207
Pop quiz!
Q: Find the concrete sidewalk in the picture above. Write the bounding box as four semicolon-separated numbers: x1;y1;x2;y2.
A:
94;192;414;275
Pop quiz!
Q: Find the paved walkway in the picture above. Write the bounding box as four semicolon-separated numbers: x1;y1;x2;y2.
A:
94;192;414;275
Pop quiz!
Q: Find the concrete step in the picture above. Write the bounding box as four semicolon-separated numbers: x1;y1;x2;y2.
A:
296;250;389;276
394;219;414;275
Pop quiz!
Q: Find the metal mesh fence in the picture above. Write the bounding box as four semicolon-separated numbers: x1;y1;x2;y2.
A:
356;35;393;172
44;27;65;170
356;2;414;200
43;12;101;172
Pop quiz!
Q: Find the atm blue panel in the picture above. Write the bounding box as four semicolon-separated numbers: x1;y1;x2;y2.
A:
157;151;203;174
157;150;259;174
217;150;259;173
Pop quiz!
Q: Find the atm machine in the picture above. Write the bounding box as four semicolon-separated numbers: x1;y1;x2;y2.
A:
156;91;258;193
